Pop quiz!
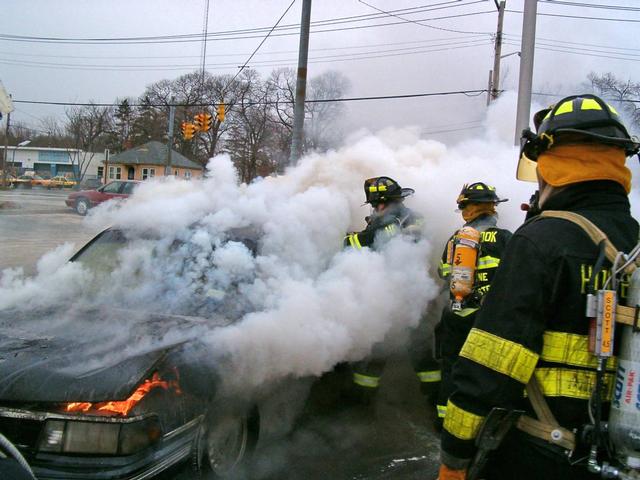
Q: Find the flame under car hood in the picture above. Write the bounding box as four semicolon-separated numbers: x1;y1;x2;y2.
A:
0;307;230;403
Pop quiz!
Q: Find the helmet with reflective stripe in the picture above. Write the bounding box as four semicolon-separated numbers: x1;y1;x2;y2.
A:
456;182;507;209
518;94;639;181
364;176;414;206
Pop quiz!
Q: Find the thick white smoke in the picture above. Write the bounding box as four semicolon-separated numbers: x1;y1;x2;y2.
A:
3;92;636;394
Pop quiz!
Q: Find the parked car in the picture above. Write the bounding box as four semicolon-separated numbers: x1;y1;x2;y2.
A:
0;174;17;188
13;175;34;189
48;175;77;189
65;180;140;215
0;227;265;480
30;175;52;188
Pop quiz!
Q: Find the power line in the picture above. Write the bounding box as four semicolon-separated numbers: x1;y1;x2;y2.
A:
503;33;640;54
0;39;491;72
0;1;488;45
0;9;495;46
0;34;488;61
422;124;483;134
227;0;297;86
12;89;491;108
357;0;491;36
506;9;640;22
503;40;640;62
540;0;640;12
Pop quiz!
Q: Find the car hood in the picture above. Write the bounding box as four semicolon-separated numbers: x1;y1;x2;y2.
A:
0;307;231;403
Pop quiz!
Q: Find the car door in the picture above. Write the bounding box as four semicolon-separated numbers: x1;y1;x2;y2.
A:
93;181;124;203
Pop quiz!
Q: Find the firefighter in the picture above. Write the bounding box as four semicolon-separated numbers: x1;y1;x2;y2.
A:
344;176;440;407
435;183;512;427
438;94;640;480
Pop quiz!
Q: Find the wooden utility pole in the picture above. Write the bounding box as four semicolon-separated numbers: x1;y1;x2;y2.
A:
2;110;8;185
514;0;538;144
491;1;506;101
288;0;312;166
166;99;176;176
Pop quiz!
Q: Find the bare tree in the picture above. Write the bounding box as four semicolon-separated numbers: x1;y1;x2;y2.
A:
267;68;350;154
306;71;351;151
226;70;277;183
587;72;640;131
64;103;113;182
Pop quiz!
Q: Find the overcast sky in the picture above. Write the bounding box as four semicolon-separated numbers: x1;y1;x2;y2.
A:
2;0;639;143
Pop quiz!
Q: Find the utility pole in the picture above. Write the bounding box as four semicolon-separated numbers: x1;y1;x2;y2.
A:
2;110;8;186
166;100;176;176
490;0;506;102
514;0;538;145
288;0;312;166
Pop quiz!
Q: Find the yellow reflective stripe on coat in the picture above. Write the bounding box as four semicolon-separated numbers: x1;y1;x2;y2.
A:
346;233;362;249
476;256;501;270
443;400;484;440
453;307;479;318
437;404;448;418
542;331;618;370
533;368;614;400
384;224;398;235
353;373;380;388
459;328;539;384
417;370;441;383
439;262;451;277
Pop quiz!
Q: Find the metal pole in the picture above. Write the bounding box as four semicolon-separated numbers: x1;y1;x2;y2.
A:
2;110;9;186
487;70;493;106
288;0;312;165
514;0;538;145
103;149;109;184
491;1;506;101
166;101;175;176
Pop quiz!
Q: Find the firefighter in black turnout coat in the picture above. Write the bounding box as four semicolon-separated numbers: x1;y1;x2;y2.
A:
435;183;512;425
344;177;440;406
438;95;640;480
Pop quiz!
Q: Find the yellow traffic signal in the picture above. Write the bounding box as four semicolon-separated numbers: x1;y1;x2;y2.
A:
216;104;225;123
202;113;212;132
182;122;196;140
193;114;203;132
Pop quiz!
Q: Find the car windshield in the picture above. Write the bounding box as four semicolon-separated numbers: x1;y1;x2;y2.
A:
72;229;128;275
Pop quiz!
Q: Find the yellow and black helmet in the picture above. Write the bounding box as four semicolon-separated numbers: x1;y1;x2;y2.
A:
364;176;414;206
456;182;507;209
518;94;639;181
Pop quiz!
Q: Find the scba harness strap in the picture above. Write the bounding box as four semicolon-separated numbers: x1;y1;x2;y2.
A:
515;210;640;452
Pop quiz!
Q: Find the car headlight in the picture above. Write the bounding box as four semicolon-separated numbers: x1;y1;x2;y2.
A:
38;417;161;455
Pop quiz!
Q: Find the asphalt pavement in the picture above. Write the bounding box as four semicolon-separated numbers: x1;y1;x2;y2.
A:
0;188;441;480
0;188;102;274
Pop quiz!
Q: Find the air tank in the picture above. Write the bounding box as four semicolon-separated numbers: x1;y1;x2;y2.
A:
449;226;480;311
609;267;640;471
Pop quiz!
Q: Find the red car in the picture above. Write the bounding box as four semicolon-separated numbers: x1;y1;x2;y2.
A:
65;180;140;215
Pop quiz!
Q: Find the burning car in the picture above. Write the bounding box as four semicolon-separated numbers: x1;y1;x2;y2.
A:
0;227;267;479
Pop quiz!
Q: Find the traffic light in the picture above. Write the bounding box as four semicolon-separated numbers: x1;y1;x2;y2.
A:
193;113;203;132
202;113;212;132
182;122;196;140
216;104;225;123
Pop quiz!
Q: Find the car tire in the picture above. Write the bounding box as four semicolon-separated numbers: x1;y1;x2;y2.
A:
191;406;259;479
75;198;90;216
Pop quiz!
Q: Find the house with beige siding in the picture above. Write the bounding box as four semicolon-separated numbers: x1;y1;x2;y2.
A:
105;141;203;182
